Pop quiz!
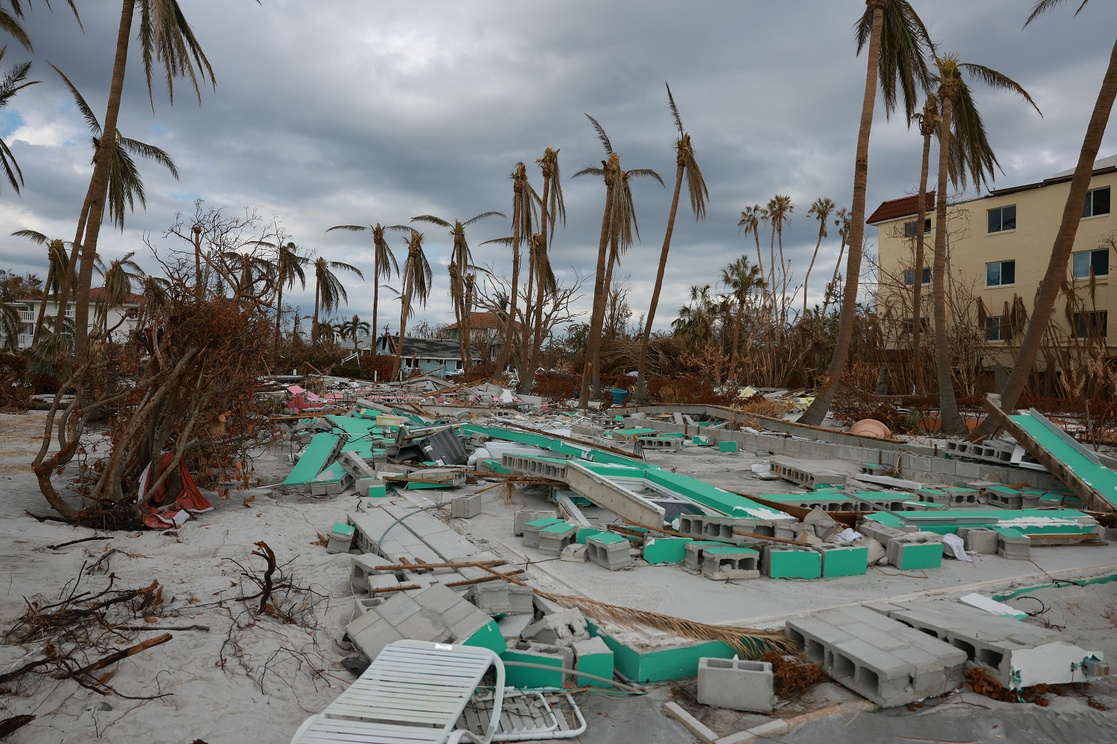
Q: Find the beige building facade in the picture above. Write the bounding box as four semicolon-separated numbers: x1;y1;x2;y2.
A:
871;157;1117;389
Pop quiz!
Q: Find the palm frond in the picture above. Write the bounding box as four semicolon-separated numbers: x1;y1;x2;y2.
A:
584;113;613;155
1025;0;1090;27
49;62;99;135
665;81;684;136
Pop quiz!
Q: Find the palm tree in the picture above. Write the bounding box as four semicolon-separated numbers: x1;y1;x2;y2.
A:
575;115;663;404
822;208;852;318
672;284;717;351
274;242;308;356
737;205;766;285
929;53;1040;436
487;163;537;382
636;84;708;402
766;194;794;341
909;94;939;393
340;314;370;354
524;147;566;391
803;198;835;319
0;48;37;195
972;0;1117;438
389;227;433;381
96;250;143;335
412;210;504;368
12;231;69;345
63;0;227;362
722;255;764;383
310;256;364;349
799;0;933;427
326;222;398;356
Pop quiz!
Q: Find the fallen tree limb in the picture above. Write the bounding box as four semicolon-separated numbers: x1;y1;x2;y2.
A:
72;632;172;677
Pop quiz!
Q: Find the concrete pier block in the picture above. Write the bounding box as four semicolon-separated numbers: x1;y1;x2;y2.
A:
514;509;556;537
585;533;634;570
701;546;760;581
958;527;999;554
815;544;868;577
995;527;1031;560
697;657;776;712
537;522;579;556
684;540;736;570
522;517;565;548
450;492;482;519
886;532;943;571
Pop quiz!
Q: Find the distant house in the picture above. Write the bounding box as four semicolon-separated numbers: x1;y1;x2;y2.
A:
443;311;505;362
377;335;482;378
1;287;143;350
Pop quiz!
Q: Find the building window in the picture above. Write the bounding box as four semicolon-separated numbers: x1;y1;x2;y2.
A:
985;316;1011;342
1072;248;1109;279
1073;311;1108;339
986;260;1016;287
1082;187;1111;218
988;205;1016;233
903;218;931;238
903;267;931;286
902;317;930;335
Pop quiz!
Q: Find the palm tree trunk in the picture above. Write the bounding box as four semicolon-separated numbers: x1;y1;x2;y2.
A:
637;157;685;402
593;240;619;398
391;260;415;382
932;89;966;436
371;257;380;357
971;36;1117;440
274;280;284;360
491;233;521;383
31;261;54;346
911;129;933;394
798;2;882;426
311;279;321;349
802;234;824;320
72;0;134;360
579;173;615;407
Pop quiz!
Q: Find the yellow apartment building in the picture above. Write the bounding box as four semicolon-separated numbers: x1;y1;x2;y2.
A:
870;157;1117;392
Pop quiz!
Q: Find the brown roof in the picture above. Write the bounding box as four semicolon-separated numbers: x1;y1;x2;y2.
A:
88;287;144;304
445;311;501;331
866;192;935;225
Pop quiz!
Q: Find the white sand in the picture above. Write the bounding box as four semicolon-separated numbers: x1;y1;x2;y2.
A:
0;411;359;744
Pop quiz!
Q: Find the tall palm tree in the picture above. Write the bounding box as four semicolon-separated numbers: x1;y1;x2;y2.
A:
389;227;433;381
766;194;794;343
930;54;1040;436
909;94;939;393
737;205;766;285
524;147;566;391
96;250;143;335
803;198;835;319
274;242;307;356
973;0;1117;438
672;284;717;351
822;208;852;318
722;255;763;383
636;83;708;403
326;222;398;356
487;163;537;382
12;231;69;345
310;256;364;349
63;0;232;362
340;314;370;354
800;0;933;426
0;48;37;195
575;115;663;404
412;210;504;368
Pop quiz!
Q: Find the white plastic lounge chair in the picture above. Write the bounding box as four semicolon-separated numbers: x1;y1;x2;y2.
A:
291;640;505;744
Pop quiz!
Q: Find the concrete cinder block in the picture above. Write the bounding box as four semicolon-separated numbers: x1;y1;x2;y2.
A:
697;657;776;712
560;543;588;562
522;517;565;548
537;522;579;556
684;541;735;570
677;514;775;544
450;492;482;519
326;522;355;554
763;545;822;579
701;546;760;581
522;608;589;647
502;641;573;689
996;528;1031;560
496;612;534;640
886;532;944;571
815;544;868;578
573;636;614;688
959;527;999;554
585;533;633;570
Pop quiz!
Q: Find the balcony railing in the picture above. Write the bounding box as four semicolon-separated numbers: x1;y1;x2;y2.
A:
18;310;34;323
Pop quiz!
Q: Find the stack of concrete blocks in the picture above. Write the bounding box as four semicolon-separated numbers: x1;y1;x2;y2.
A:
522;517;566;548
514;509;557;537
814;544;869;578
880;600;1108;688
677;514;776;543
683;540;737;571
701;545;760;581
637;435;684;451
337;451;382;496
502;641;573;689
501;453;568;481
469;582;535;616
885;532;944;571
763;545;822;579
697;657;776;712
785;605;968;707
345;583;504;662
311;467;353;496
982;485;1024;509
537;522;579;556
326;522;355;554
573;636;615;688
769;457;848;489
585;533;634;570
915;486;981;506
958;527;1000;554
450;492;482;519
994;527;1031;560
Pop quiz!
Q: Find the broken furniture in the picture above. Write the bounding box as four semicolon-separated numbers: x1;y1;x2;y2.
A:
290;639;505;744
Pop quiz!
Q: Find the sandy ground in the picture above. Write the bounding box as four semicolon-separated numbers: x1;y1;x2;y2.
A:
5;409;1117;744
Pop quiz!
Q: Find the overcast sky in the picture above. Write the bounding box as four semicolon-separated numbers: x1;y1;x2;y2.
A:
2;1;1116;335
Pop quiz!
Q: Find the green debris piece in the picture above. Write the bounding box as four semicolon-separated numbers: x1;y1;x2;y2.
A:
817;545;868;577
642;537;691;564
765;548;822;579
367;484;387;498
719;441;738;453
283;432;340;486
575;642;614;688
331;522;355;537
501;648;566;689
892;541;942;571
462;619;507;655
576;528;611;545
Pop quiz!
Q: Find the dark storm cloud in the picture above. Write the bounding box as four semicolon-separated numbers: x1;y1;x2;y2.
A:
2;1;1116;329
